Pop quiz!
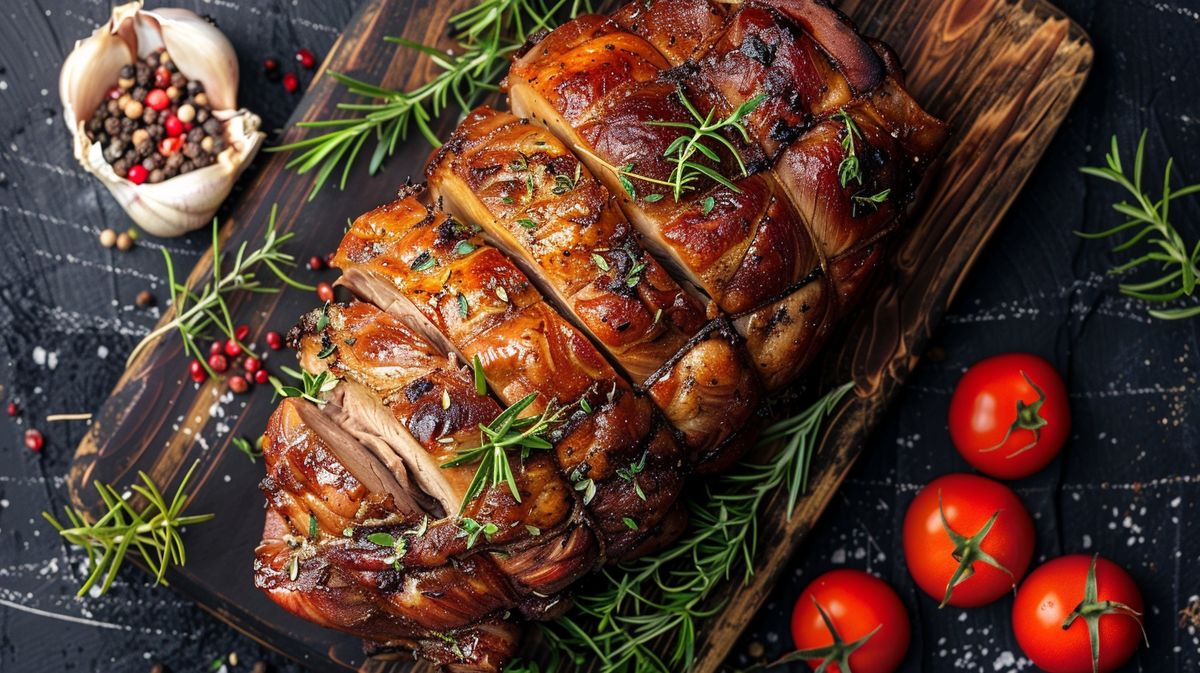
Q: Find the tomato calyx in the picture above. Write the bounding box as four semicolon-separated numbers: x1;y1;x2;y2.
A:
936;490;1015;608
775;597;881;672
981;370;1048;458
1061;555;1148;673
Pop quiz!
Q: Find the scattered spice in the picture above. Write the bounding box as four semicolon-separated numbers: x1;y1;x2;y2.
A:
316;282;334;302
6;402;19;417
25;429;44;452
228;375;249;394
308;255;325;270
115;231;134;251
283;72;300;94
266;331;284;350
296;48;317;70
84;48;227;182
135;290;156;308
99;228;117;248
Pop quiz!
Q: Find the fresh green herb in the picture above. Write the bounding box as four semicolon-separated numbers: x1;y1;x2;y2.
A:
553;163;583;194
316;341;338;359
270;366;339;405
127;206;313;376
653;307;663;324
455;240;478;256
851;188;890;216
42;460;214;597
622;517;639;530
231;436;263;464
592;253;610;272
411;251;436;271
442;388;452;409
580;398;592;414
496;286;510;303
517;217;538;230
526;525;541;536
308;512;319;539
510;153;536;196
270;0;596;198
834;108;863;187
441;392;572;511
1078;131;1200;319
573;477;596;505
624;253;647;288
458;517;499;549
473;354;487;396
502;195;515;204
511;383;853;673
701;195;716;215
646;90;765;201
615;453;647;501
367;532;396;547
643;193;664;203
315;301;331;332
457;292;470;319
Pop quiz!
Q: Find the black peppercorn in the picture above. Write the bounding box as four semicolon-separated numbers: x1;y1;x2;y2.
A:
142;154;161;170
147;124;165;141
120;64;134;78
166;153;184;169
142;107;157;124
194;107;210;124
171;72;187;88
136;140;154;159
148;168;165;183
131;86;147;102
106;99;121;116
179;160;195;173
134;62;151;86
183;141;201;159
202;118;221;136
112;159;129;177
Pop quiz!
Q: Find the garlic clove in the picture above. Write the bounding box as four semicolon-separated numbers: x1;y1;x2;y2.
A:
140;8;240;111
59;1;264;238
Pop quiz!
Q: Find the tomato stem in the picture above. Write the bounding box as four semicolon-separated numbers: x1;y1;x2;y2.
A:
981;370;1049;458
1060;555;1148;673
937;490;1016;608
771;598;881;672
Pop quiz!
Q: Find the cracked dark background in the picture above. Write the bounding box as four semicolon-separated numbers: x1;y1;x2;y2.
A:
1;1;1198;672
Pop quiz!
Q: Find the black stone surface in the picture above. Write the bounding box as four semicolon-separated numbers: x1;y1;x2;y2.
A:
1;1;1197;672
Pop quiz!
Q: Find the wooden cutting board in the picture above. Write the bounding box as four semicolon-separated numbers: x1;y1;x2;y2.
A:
67;1;1092;671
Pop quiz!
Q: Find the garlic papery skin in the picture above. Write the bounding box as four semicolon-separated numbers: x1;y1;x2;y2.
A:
59;1;264;238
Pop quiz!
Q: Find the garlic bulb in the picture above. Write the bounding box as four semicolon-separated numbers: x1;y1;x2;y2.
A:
59;1;264;237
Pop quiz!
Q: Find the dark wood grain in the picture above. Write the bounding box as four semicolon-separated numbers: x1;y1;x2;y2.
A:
66;1;1092;672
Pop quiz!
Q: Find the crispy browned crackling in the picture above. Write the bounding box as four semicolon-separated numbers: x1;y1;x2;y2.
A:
290;301;599;594
427;106;761;467
508;18;831;388
332;194;688;561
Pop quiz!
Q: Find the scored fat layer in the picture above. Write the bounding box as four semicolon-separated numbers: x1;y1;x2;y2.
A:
428;105;761;469
332;194;688;562
509;0;946;388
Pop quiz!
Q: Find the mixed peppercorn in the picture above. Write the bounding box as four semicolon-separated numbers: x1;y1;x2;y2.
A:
83;48;226;184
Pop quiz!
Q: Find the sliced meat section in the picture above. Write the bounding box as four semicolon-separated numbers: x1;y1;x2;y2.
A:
289;300;599;595
255;400;523;672
332;192;688;561
427;105;761;468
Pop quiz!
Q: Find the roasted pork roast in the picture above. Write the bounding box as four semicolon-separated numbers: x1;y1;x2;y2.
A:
254;1;944;670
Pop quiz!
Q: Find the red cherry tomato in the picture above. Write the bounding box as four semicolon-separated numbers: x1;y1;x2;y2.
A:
1013;555;1145;673
902;473;1034;607
949;353;1070;479
788;569;909;673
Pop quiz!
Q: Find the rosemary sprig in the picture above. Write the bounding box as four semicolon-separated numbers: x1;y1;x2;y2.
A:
645;90;763;201
232;436;263;464
834;108;862;187
440;392;572;512
126;206;313;377
573;91;762;203
43;460;214;597
1078;131;1200;319
510;382;853;673
271;0;594;198
270;365;340;405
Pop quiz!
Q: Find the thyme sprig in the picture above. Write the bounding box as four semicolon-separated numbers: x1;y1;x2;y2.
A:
441;392;574;513
1078;131;1200;319
270;0;594;198
43;460;214;597
510;382;853;673
834;108;863;187
126;206;313;376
